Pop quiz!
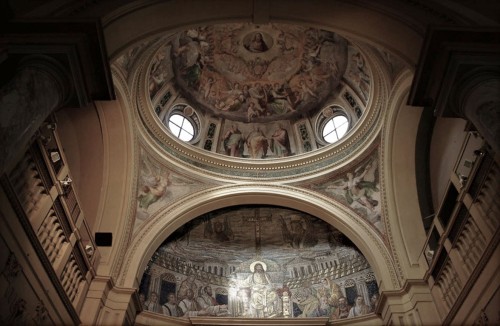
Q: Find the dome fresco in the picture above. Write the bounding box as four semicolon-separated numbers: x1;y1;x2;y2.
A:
146;23;373;160
170;24;349;122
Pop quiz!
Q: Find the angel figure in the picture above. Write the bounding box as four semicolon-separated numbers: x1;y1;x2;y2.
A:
279;215;318;249
327;160;379;212
137;159;171;211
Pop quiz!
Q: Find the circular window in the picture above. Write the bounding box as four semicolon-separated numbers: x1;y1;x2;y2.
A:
322;115;349;143
168;114;194;142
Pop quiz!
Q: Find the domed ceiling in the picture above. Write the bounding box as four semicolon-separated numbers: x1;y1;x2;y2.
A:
113;20;407;322
142;23;375;163
170;24;349;123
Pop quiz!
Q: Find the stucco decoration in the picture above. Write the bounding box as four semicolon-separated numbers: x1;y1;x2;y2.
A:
309;151;384;235
134;151;208;231
139;206;379;320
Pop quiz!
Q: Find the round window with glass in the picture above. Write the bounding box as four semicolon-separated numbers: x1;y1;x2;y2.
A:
168;113;195;142
322;115;349;144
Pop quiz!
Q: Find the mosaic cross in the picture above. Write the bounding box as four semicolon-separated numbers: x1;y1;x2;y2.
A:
243;208;272;254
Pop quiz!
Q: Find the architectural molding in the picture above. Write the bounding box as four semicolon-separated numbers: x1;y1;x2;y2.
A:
117;183;400;292
381;70;429;282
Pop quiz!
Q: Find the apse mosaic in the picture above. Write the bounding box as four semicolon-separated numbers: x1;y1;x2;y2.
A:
310;151;384;235
139;206;380;320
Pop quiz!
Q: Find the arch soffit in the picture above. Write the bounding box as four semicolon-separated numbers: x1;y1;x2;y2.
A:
91;78;138;277
117;184;400;292
381;70;428;278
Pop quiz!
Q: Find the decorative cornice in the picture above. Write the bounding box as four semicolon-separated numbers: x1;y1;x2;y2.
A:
132;36;385;181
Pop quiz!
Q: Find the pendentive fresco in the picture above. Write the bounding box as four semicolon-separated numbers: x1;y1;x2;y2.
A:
139;206;379;320
134;150;207;232
309;151;384;235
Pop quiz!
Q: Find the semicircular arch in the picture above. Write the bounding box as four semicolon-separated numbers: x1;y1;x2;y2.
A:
117;184;400;292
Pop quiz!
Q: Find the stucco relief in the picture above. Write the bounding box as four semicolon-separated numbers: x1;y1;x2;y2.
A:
139;206;379;320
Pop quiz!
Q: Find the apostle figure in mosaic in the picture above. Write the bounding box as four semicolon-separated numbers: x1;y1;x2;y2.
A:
162;292;182;317
331;296;351;319
144;291;162;313
177;274;199;302
178;289;207;317
347;295;371;317
196;286;228;316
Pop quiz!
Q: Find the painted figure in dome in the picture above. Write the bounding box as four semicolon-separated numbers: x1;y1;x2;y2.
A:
245;32;269;53
222;125;244;157
270;124;291;157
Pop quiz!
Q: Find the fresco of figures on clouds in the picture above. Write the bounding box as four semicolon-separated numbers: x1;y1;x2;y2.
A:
139;206;380;320
134;152;205;231
148;23;372;123
310;152;384;234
